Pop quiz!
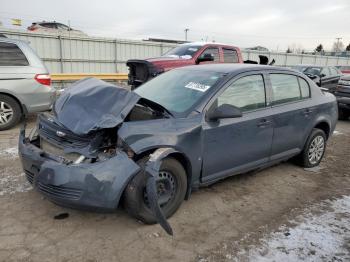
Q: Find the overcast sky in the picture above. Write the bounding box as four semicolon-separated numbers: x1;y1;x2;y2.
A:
0;0;349;51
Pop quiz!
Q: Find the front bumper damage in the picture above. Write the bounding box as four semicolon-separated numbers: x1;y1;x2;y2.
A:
19;126;174;235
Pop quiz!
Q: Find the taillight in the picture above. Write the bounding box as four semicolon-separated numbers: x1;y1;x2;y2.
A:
35;74;51;86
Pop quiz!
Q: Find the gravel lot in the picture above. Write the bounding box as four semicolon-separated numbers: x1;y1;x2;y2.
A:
0;116;349;262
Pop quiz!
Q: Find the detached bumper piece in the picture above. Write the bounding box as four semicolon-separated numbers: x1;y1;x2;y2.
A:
19;129;140;211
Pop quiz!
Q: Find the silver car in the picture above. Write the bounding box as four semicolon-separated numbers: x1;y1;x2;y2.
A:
0;38;56;130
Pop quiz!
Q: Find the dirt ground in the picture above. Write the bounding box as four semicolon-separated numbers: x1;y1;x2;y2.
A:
0;116;349;262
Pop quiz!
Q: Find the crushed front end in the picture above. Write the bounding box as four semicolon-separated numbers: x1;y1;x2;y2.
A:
19;115;140;211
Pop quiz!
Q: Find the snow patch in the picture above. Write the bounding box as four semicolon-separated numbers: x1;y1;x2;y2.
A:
0;147;18;158
232;196;350;261
0;171;32;196
333;130;344;136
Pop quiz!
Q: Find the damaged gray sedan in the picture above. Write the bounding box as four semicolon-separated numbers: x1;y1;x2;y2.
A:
19;64;337;234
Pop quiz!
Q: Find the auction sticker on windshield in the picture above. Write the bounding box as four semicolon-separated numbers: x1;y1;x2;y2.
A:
185;82;211;92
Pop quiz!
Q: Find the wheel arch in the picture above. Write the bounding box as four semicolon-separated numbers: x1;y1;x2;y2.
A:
134;147;193;200
0;91;26;115
313;121;331;139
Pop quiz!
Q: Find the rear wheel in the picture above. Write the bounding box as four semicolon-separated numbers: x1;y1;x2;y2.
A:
123;157;187;224
0;95;22;131
297;128;327;168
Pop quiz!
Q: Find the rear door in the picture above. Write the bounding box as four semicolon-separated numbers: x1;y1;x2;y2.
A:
320;67;333;89
267;73;314;160
201;72;273;183
328;67;342;92
222;48;239;63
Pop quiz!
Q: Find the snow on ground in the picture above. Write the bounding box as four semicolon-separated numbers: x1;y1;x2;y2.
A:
0;147;18;158
333;130;344;136
0;170;32;196
233;196;350;262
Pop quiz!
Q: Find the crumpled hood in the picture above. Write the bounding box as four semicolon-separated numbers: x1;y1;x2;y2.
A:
53;78;140;135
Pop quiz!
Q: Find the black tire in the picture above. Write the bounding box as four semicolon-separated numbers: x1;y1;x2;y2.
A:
0;95;22;131
297;128;327;168
338;108;349;120
123;157;187;224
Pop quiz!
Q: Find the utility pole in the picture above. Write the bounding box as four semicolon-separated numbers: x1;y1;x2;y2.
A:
184;28;189;41
335;37;342;52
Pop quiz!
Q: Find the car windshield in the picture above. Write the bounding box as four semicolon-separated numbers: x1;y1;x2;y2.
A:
134;69;224;115
163;45;203;58
291;66;307;72
303;67;322;76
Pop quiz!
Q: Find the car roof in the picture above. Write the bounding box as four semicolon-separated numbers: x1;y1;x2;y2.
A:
0;37;30;45
293;64;330;68
174;63;292;74
180;42;240;49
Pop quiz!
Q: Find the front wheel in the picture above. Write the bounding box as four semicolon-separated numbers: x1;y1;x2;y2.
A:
123;157;187;224
297;128;327;168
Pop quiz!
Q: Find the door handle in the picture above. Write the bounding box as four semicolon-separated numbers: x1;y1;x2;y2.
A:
303;108;313;115
257;119;271;127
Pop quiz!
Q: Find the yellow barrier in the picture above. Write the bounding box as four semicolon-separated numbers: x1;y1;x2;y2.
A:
51;73;128;81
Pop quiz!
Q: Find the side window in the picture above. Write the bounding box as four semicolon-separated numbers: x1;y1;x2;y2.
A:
270;74;301;105
298;77;310;99
223;48;239;63
41;23;57;29
217;75;266;112
57;24;69;30
0;42;29;66
200;48;220;62
329;67;339;75
321;67;330;77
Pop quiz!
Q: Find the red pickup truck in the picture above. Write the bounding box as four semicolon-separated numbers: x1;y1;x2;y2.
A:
127;42;247;89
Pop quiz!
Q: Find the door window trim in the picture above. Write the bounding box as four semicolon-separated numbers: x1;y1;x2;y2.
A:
203;72;269;117
197;46;221;62
267;72;312;108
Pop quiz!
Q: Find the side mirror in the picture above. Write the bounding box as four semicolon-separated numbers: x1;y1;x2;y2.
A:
207;104;242;121
320;73;326;78
197;53;214;64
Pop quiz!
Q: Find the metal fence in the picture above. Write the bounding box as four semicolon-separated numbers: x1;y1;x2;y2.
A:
2;28;350;74
1;29;176;73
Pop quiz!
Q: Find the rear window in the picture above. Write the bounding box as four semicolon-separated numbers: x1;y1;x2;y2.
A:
270;74;311;105
0;42;29;66
223;48;239;63
270;74;301;105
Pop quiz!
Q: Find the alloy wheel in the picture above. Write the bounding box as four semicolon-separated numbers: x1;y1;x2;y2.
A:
308;135;325;165
0;101;14;126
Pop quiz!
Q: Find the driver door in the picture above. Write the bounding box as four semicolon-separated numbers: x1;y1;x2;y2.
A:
197;47;221;64
201;73;273;183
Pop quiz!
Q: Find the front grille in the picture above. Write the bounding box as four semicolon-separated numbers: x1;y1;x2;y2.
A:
38;113;92;148
40;138;80;162
25;170;35;184
38;182;83;200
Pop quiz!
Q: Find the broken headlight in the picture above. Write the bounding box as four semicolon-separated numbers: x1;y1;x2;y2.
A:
28;125;39;141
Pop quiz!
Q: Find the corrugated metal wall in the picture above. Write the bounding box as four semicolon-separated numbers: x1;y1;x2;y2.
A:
2;29;350;73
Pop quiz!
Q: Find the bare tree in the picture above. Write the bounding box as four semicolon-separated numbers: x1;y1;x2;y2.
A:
332;40;344;52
